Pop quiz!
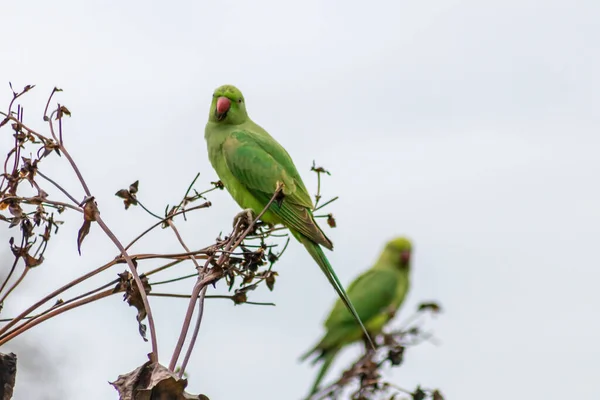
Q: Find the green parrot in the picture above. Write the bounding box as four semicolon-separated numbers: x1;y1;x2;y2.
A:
300;237;412;396
204;84;372;344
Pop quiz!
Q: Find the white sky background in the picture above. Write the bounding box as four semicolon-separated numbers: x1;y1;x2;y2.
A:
1;0;599;399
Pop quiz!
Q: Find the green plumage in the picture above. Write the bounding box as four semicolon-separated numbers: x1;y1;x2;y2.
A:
300;237;413;396
204;84;372;344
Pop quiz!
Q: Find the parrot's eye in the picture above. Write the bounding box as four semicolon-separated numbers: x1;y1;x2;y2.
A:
238;99;243;103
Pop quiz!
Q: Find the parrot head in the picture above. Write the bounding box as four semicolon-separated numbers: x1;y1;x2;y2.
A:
383;237;412;269
208;84;248;125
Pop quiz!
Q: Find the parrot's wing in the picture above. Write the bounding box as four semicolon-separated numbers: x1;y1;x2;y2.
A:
325;268;399;330
222;131;331;248
226;130;313;206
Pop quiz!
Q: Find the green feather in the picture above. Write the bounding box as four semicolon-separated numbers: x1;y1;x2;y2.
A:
298;233;373;350
309;349;339;397
204;84;373;345
301;237;412;395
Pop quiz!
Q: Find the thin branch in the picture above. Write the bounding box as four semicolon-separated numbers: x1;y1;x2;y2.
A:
2;195;82;213
170;183;284;374
0;291;274;324
0;252;20;297
95;214;159;362
151;273;197;286
178;284;207;376
0;258;187;340
166;174;218;376
119;250;209;261
314;196;339;212
0;288;115;346
0;253;194;340
168;257;215;372
45;114;91;197
164;217;206;377
124;202;211;251
0;257;120;337
42;87;59;121
37;170;81;206
136;199;163;220
149;293;275;306
0;279;119;341
143;259;185;277
0;267;29;305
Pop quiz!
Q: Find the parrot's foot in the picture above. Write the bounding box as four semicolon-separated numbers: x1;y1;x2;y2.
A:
233;208;256;229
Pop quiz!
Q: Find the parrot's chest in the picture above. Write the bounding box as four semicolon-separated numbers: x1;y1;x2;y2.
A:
209;148;248;204
208;144;276;221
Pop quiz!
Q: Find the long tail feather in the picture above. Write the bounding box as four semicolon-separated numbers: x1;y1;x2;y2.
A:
308;349;339;397
299;344;318;362
299;236;375;350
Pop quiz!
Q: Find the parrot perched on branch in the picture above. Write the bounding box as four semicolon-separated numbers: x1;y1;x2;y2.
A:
300;237;412;396
204;84;372;345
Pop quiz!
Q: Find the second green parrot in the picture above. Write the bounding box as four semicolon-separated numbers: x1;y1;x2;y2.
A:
203;84;372;344
300;237;413;396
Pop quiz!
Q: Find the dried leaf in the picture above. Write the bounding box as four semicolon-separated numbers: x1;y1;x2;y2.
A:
311;161;331;175
77;197;98;255
115;181;140;210
55;105;71;120
388;346;405;366
20;219;34;239
8;203;22;218
242;247;265;271
232;291;247;305
8;217;21;229
226;271;235;291
110;361;205;400
412;387;426;400
115;189;130;199
77;220;91;255
11;122;22;133
417;302;442;314
40;222;52;241
33;205;44;226
327;213;337;228
432;390;444;400
19;157;38;182
265;271;278;291
129;180;139;194
241;271;255;285
23;254;44;268
115;188;138;210
407;326;420;336
267;251;278;263
40;140;61;158
120;271;152;342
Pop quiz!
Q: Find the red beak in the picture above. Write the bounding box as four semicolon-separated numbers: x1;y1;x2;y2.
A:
400;251;411;264
216;97;231;120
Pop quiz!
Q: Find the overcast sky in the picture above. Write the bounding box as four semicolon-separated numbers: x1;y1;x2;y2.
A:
1;0;599;399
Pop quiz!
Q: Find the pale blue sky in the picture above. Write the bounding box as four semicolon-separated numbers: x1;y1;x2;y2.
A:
1;0;599;399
